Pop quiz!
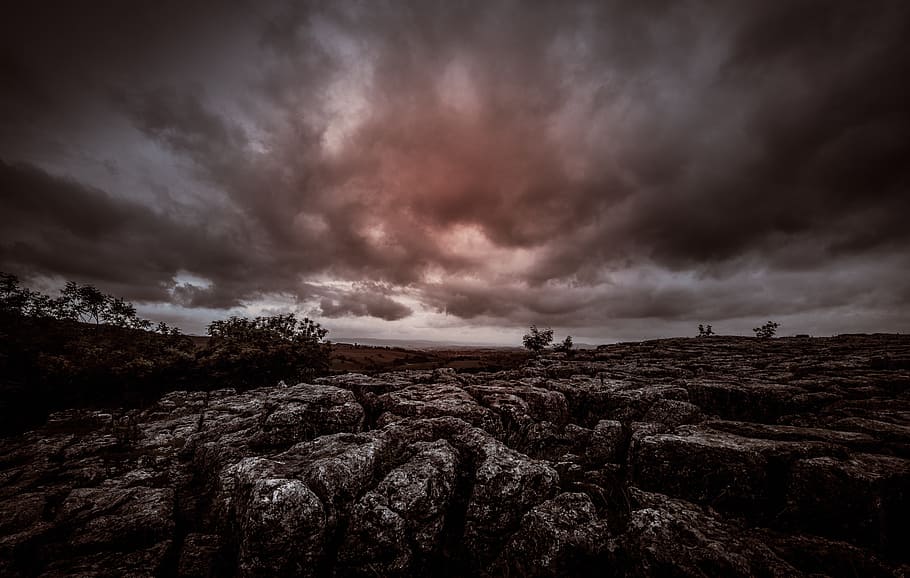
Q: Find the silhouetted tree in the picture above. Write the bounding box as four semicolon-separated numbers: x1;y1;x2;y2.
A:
554;335;574;353
523;325;554;354
24;293;55;318
102;297;140;327
56;281;109;323
697;324;715;337
154;321;182;336
1;272;168;332
0;273;31;314
753;321;779;339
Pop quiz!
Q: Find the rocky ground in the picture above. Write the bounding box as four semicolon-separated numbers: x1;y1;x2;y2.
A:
1;334;908;577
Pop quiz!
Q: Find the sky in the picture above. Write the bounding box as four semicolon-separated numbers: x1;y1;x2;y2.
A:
1;0;909;344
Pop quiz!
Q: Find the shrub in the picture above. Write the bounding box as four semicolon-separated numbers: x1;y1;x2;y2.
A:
753;321;780;339
697;324;715;337
554;335;574;353
200;314;330;387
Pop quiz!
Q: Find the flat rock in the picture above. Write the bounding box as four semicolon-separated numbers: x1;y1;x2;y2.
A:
631;424;846;520
1;334;908;576
785;453;910;556
620;489;800;577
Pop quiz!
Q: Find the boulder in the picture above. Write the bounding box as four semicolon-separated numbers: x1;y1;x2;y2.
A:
338;440;459;575
491;492;611;576
631;425;843;520
587;419;625;464
374;384;501;436
463;440;559;565
620;489;800;577
252;384;364;448
238;479;326;577
642;398;703;427
785;453;910;556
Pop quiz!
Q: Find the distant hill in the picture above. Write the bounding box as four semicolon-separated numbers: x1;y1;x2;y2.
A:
331;337;520;350
332;336;598;350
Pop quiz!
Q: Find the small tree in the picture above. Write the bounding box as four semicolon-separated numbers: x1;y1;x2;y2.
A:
523;325;554;355
102;297;139;327
56;281;109;324
0;271;173;331
753;321;779;339
0;273;31;315
554;335;574;353
697;324;715;337
154;321;182;336
24;293;55;318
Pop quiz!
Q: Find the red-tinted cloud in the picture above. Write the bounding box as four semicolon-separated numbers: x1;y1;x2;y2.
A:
2;0;909;338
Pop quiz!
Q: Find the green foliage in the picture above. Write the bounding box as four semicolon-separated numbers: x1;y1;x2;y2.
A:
697;324;715;337
200;314;330;387
207;313;328;344
753;321;780;339
0;272;334;434
57;281;108;323
523;324;554;354
1;273;29;313
102;297;138;328
155;321;181;336
1;273;156;330
0;315;197;433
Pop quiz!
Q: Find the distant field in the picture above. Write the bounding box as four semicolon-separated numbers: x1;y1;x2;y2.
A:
330;342;528;373
183;335;530;373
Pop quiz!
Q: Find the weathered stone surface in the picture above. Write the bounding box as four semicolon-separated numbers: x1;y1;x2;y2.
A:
491;492;611;576
463;439;560;565
620;489;800;577
631;424;844;520
177;533;221;578
752;529;905;578
463;382;569;426
58;486;175;551
238;478;326;577
338;439;458;575
253;384;364;448
1;334;908;576
688;381;808;423
549;378;690;426
517;420;584;461
587;419;625;464
785;453;910;556
374;384;501;435
642;398;704;427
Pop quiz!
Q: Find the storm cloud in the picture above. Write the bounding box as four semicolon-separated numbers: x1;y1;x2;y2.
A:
2;0;909;341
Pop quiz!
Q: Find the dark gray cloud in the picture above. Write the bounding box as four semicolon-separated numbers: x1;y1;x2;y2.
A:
1;0;909;339
319;284;413;321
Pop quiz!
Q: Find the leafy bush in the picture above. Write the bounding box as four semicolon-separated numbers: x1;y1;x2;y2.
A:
199;314;330;387
697;324;715;337
753;321;780;339
0;273;332;433
0;315;196;433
